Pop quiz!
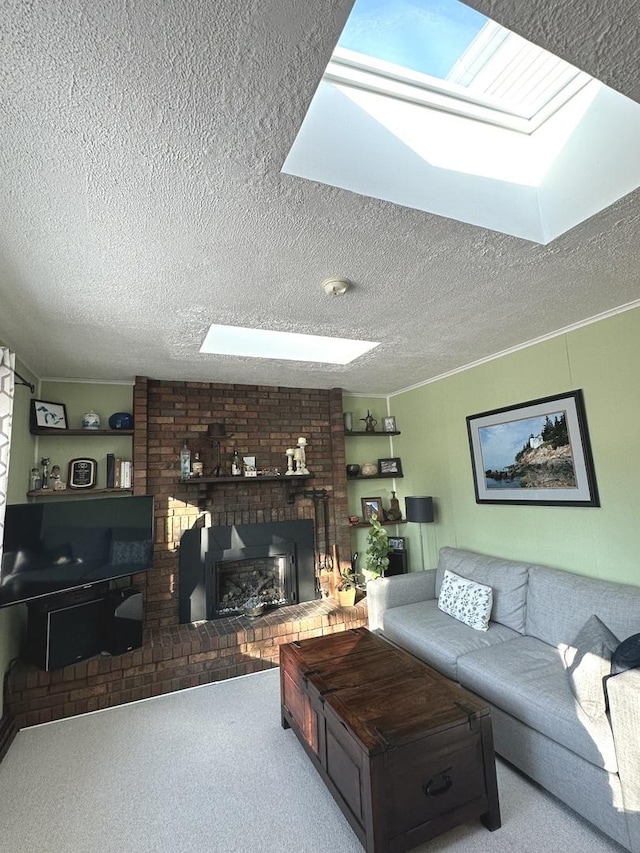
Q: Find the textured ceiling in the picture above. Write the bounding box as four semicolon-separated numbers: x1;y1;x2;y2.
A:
1;0;639;395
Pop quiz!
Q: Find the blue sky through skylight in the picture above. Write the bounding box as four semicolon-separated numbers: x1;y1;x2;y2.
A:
337;0;488;78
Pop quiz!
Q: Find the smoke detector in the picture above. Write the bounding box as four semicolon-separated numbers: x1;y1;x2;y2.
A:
322;277;351;296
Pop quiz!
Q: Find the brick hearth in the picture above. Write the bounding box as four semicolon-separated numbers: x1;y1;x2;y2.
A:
8;598;367;728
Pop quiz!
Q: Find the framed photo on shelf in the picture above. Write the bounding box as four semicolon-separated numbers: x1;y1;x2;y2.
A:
30;399;68;430
388;536;405;551
466;389;599;507
382;416;397;432
361;496;383;523
68;458;97;489
378;457;403;476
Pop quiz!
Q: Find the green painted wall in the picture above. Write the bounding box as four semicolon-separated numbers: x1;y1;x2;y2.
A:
389;307;640;584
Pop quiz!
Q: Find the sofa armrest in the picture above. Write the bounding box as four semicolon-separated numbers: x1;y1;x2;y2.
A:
607;668;640;852
366;570;436;631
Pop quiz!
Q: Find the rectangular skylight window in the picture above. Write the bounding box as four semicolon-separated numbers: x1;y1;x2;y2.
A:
200;325;379;365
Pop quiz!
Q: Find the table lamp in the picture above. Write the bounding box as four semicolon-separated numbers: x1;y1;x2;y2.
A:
405;496;435;569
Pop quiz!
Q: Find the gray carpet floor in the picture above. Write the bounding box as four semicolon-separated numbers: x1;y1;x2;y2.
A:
0;667;628;852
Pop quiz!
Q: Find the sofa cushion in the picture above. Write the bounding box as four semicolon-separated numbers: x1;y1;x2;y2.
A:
436;547;530;633
381;600;519;681
457;636;618;772
564;615;619;720
437;569;493;631
525;564;640;649
612;633;640;675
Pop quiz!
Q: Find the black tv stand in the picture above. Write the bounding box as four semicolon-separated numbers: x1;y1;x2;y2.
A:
26;585;143;671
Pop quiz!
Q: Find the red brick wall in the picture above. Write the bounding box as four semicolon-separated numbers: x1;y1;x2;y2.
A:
5;377;363;730
134;378;352;628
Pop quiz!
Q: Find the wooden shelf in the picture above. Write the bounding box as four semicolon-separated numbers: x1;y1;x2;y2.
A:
345;430;401;437
30;428;134;437
347;473;403;480
350;519;406;529
179;474;312;485
27;488;132;497
178;473;314;506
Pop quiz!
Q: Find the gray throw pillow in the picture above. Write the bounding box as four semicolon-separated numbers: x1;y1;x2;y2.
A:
612;633;640;675
564;615;619;720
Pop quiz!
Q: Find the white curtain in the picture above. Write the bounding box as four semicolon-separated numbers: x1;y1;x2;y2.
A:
0;348;15;566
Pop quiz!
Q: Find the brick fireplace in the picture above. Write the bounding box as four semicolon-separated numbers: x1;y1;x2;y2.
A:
180;519;317;621
7;378;366;728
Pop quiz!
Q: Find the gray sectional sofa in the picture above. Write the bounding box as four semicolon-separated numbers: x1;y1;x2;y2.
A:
367;546;640;852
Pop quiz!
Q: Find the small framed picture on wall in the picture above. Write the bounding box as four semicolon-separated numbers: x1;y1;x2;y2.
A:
378;457;403;476
361;496;383;523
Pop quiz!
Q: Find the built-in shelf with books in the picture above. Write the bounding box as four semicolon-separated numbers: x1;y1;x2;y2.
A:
27;427;134;499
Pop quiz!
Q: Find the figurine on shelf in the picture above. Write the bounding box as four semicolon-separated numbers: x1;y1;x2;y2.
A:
29;467;42;491
40;457;50;489
359;410;377;432
285;447;295;475
294;436;309;475
384;490;403;522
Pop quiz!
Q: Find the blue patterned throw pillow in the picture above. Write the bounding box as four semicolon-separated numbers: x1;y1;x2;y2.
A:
437;569;493;631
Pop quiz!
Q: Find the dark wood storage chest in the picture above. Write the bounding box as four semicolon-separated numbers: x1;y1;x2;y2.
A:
280;627;500;853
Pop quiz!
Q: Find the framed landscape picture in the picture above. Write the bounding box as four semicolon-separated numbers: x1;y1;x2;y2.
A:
466;389;599;506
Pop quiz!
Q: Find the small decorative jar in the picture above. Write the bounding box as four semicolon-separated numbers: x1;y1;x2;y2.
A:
82;410;101;429
360;462;378;477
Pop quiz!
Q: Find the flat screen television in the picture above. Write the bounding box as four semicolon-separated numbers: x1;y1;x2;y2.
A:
0;495;154;607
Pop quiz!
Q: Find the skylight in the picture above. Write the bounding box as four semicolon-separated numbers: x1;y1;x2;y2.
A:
282;0;640;243
336;0;487;79
334;1;589;125
200;325;379;365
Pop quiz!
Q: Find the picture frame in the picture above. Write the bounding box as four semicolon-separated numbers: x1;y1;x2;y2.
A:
361;496;384;522
382;416;397;432
388;536;405;551
377;457;403;476
30;399;68;431
466;389;599;506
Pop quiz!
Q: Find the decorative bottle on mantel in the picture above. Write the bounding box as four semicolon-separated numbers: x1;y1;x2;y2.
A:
180;442;191;479
231;449;242;476
191;452;203;477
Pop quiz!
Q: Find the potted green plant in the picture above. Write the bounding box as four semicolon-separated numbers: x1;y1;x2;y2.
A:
363;513;389;582
337;568;357;607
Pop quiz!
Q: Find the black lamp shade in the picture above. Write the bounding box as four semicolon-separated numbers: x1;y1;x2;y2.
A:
405;496;434;523
207;423;227;437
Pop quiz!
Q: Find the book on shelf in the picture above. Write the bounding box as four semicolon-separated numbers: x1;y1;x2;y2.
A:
108;455;132;489
121;459;132;489
106;453;116;488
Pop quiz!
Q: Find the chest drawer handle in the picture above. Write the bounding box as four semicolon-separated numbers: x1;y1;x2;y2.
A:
423;771;453;798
